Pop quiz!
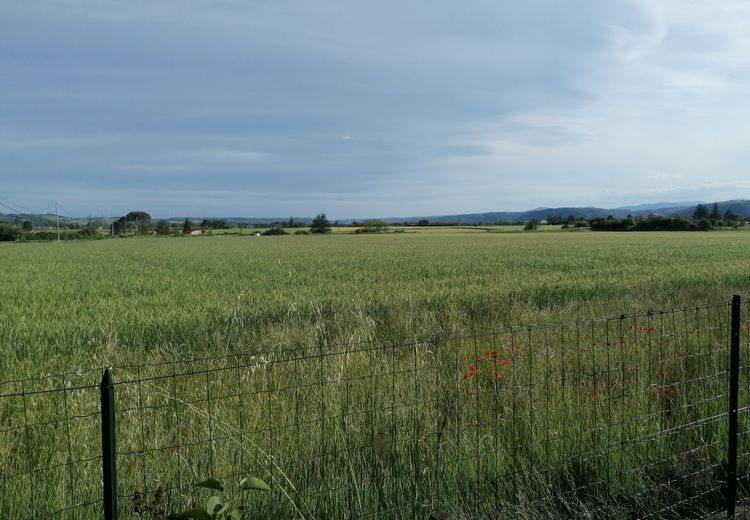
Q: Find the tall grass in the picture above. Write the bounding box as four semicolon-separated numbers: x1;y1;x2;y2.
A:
2;303;747;518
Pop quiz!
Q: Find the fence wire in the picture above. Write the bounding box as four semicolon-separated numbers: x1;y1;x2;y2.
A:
1;299;748;519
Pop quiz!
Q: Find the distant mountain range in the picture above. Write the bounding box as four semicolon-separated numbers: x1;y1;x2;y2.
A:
375;199;750;224
2;200;749;226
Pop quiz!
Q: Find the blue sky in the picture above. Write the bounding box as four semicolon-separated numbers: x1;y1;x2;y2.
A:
2;1;749;218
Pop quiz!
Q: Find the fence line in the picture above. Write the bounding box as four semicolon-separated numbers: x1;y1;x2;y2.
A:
1;297;749;518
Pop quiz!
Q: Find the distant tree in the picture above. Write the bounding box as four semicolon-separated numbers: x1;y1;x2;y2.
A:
723;210;742;227
182;218;194;235
709;202;721;220
113;216;127;235
80;222;98;238
360;219;389;233
417;219;430;227
0;223;21;241
21;220;33;231
125;211;151;235
199;219;230;230
155;220;172;235
524;219;539;231
692;204;708;220
310;213;332;234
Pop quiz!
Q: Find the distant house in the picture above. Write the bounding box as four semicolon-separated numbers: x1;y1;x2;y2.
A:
189;229;202;236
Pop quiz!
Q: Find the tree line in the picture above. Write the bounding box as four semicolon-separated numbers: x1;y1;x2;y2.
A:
586;203;744;231
0;211;340;241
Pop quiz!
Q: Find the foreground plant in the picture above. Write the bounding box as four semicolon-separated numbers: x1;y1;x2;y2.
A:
167;477;271;520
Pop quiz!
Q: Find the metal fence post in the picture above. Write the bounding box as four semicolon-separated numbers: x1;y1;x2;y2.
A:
727;295;741;518
101;367;118;520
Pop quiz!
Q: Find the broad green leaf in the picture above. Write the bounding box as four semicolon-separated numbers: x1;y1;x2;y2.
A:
167;508;212;520
206;495;224;514
240;477;271;491
227;508;245;520
195;478;224;492
217;500;232;516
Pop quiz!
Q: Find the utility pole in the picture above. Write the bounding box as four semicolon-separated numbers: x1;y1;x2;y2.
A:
55;202;60;241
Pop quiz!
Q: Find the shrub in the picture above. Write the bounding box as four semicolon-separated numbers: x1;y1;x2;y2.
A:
0;224;21;242
166;476;270;519
262;227;288;236
360;219;389;233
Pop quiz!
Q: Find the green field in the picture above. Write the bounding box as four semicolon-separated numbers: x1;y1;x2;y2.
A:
2;229;750;518
3;229;749;374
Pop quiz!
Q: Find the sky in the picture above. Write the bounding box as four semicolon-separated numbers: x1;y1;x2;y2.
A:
1;1;749;218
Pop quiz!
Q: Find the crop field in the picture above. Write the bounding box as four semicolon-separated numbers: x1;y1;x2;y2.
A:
2;229;750;518
3;229;750;374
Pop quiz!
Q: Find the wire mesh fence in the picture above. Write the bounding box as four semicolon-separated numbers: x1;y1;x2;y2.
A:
1;297;749;519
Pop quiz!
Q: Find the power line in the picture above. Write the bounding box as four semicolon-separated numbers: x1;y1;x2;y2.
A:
0;196;53;214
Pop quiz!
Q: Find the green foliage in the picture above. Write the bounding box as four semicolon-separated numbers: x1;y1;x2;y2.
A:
309;213;331;234
126;211;152;235
183;219;194;235
0;223;21;241
24;230;58;240
709;202;721;220
79;223;98;238
262;225;288;235
693;204;708;220
588;215;718;231
113;216;127;235
523;219;539;230
167;476;270;520
359;219;389;233
156;220;173;235
200;219;231;230
21;220;33;231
